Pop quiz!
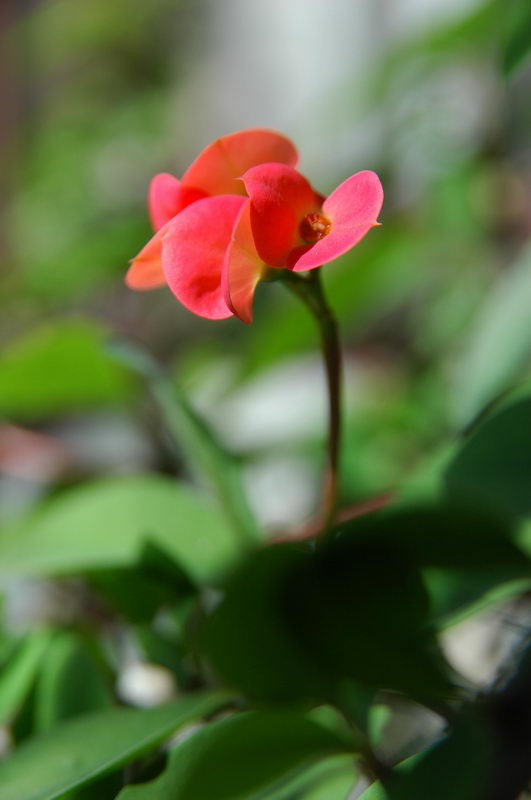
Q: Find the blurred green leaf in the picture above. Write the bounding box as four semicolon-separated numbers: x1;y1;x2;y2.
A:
397;443;457;505
0;629;52;726
0;475;244;585
89;541;196;622
206;502;528;704
24;0;178;64
116;710;354;800
110;341;261;546
0;319;134;421
358;782;386;800
294;757;356;800
204;544;332;703
450;243;531;428
445;396;531;518
334;506;530;627
283;530;451;703
501;0;531;76
0;691;229;800
368;705;392;748
34;631;113;732
250;755;356;800
90;567;181;622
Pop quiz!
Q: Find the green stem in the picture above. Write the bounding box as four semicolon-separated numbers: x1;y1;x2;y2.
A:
283;269;342;532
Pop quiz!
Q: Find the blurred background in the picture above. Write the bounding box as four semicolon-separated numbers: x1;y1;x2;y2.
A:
0;0;531;733
2;0;530;527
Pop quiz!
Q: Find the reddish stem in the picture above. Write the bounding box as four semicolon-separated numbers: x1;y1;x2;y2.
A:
284;269;342;532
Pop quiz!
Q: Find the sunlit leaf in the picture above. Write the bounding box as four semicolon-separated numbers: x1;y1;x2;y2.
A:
34;631;113;732
0;319;134;421
0;629;53;727
294;757;356;800
116;710;354;800
0;692;228;800
0;475;243;585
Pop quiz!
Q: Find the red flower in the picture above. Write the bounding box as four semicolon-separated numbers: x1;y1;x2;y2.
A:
126;130;383;324
125;128;298;294
224;164;383;322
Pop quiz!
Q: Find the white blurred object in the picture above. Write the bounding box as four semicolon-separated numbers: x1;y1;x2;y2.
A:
245;455;318;529
188;352;377;529
441;601;531;687
201;354;371;452
170;0;487;184
116;661;177;708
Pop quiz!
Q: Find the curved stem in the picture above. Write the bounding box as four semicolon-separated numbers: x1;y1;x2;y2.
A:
283;269;342;532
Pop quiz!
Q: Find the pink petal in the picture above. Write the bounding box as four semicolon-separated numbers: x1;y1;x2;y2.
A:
182;129;299;197
243;163;320;267
161;195;247;320
148;173;207;231
222;200;265;324
125;224;169;290
289;170;384;271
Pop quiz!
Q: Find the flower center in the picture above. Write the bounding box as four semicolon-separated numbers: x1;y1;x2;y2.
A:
299;212;332;243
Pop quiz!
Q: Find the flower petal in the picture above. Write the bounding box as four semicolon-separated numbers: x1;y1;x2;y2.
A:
243;163;320;267
161;195;247;320
148;173;207;230
182;129;299;197
289;170;384;271
125;224;169;290
222;200;265;324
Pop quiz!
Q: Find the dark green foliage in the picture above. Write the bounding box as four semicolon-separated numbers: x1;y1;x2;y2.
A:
34;631;113;732
446;397;531;518
204;544;332;703
501;0;531;76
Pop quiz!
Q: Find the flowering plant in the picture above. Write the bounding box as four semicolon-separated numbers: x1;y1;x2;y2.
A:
4;115;531;800
126;128;383;530
126;129;383;324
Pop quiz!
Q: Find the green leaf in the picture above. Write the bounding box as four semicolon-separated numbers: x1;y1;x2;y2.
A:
445;396;531;518
116;710;354;800
0;691;228;800
334;506;531;628
0;475;243;585
283;529;451;703
110;341;260;547
204;544;332;703
0;629;53;726
294;757;356;800
450;243;531;427
0;319;134;421
501;0;531;76
34;631;113;732
89;542;196;622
